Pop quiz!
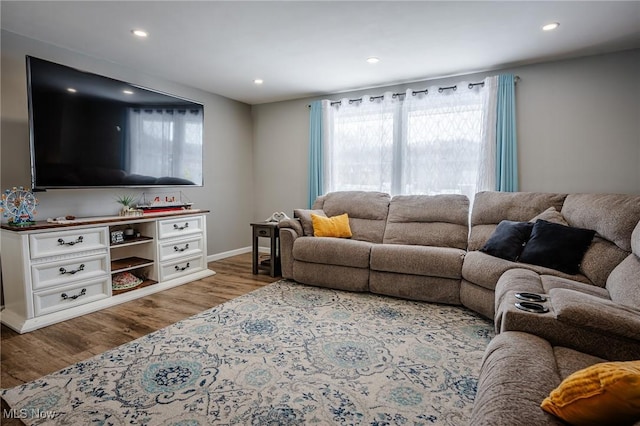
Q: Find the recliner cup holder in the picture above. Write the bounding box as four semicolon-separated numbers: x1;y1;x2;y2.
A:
515;301;549;313
515;292;547;302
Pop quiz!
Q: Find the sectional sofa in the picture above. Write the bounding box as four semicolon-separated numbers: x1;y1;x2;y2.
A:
279;191;640;316
472;219;640;425
278;190;640;425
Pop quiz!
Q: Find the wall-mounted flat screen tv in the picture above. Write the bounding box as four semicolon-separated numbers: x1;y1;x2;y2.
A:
26;56;204;189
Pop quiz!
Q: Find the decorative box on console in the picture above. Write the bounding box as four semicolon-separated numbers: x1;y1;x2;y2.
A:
137;191;193;214
111;230;125;244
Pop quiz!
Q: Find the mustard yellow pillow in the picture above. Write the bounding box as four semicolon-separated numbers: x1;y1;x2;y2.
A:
311;213;352;238
541;360;640;426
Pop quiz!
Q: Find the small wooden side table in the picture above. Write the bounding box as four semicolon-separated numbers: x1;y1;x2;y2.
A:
251;222;280;277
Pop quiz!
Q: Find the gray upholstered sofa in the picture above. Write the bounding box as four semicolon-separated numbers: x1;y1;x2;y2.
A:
279;190;640;425
472;220;640;425
279;191;469;305
280;190;640;317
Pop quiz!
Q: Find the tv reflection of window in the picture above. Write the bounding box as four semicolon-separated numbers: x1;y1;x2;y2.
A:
126;107;203;184
126;107;202;182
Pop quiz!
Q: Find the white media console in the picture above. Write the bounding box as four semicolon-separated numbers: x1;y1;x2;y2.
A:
1;210;215;333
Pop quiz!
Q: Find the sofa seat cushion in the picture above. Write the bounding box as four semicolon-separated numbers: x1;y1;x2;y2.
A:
292;236;373;268
370;244;465;279
553;347;606;380
462;250;591;291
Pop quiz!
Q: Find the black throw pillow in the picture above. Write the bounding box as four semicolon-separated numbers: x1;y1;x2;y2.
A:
519;219;595;274
480;220;535;262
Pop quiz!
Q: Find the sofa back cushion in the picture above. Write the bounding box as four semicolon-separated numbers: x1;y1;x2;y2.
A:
606;220;640;308
561;194;640;252
383;194;469;249
468;191;567;251
561;194;640;287
312;191;390;243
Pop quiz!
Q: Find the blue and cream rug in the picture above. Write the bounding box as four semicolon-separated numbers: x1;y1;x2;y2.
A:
2;280;493;425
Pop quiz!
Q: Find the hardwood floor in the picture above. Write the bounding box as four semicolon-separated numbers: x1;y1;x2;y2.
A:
0;253;279;390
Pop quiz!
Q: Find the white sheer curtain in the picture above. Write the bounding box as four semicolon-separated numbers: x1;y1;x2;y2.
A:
322;78;496;201
323;92;401;193
478;76;498;192
126;108;203;183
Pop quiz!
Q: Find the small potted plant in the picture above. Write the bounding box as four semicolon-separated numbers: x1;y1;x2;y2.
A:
115;194;138;216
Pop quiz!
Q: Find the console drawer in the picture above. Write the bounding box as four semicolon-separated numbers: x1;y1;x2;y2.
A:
32;254;109;291
33;276;111;317
30;227;109;259
159;254;205;282
158;216;204;240
158;235;204;262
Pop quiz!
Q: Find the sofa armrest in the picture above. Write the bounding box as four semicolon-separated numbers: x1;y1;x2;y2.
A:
550;288;640;342
278;218;303;237
278;219;303;279
471;331;566;426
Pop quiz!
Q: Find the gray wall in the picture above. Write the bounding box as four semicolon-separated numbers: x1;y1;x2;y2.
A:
2;30;638;258
251;49;640;221
1;31;255;258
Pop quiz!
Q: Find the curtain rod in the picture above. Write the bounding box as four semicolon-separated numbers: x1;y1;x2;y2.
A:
307;75;520;108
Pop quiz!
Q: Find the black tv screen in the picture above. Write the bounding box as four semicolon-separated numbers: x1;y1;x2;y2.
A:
26;56;204;189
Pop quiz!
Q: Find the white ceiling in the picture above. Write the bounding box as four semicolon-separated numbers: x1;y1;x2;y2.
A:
2;1;639;105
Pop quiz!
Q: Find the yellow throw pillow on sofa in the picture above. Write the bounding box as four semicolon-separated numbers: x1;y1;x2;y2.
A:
311;213;352;238
541;360;640;426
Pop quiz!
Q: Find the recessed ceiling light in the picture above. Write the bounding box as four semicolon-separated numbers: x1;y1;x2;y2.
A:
253;79;264;85
67;88;77;93
131;29;148;38
366;57;380;64
542;22;560;31
123;90;134;95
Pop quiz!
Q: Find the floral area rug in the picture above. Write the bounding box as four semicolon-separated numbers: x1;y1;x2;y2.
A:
2;280;493;425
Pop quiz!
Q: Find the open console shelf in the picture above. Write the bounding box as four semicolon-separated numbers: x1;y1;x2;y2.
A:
112;279;158;296
111;256;154;272
110;235;154;247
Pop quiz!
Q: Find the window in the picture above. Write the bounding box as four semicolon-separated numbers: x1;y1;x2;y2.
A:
401;100;483;196
330;108;394;192
323;81;493;200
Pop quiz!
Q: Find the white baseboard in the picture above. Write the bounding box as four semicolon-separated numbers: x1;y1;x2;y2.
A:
207;247;251;262
207;246;270;262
